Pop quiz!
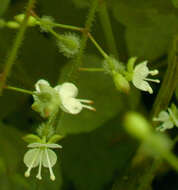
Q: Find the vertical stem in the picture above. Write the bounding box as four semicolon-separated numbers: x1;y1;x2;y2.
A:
151;35;178;117
98;0;119;58
0;0;36;94
66;0;99;81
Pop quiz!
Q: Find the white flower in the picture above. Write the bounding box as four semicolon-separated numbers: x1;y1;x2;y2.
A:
33;79;95;116
132;61;160;94
32;79;60;118
153;107;178;132
24;142;62;181
55;82;96;114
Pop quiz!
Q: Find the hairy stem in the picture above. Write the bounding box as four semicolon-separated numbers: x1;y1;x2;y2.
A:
98;0;118;58
88;33;108;59
66;0;99;81
0;0;36;94
48;22;83;32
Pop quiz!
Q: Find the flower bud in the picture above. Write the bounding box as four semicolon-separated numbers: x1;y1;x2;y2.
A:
40;16;54;32
103;56;125;74
112;71;130;93
14;14;38;27
124;112;152;140
57;33;81;58
6;21;20;29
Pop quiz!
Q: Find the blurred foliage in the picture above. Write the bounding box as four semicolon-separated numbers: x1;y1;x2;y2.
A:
0;0;177;190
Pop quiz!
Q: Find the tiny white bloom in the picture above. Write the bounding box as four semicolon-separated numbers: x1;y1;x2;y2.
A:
153;106;178;132
24;142;62;181
132;61;160;94
33;80;95;115
55;82;96;114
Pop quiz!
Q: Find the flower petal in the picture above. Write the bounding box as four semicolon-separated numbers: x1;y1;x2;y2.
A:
24;148;41;168
46;143;62;149
35;79;50;92
28;143;43;148
42;149;57;168
133;61;149;80
60;97;83;114
132;78;153;94
56;82;78;98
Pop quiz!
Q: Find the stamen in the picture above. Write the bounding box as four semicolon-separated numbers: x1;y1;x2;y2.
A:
45;149;56;181
149;70;159;75
78;99;94;104
36;150;43;180
82;105;96;111
25;170;30;178
144;78;160;83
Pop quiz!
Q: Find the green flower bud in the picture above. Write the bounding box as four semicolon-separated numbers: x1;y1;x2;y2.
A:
57;33;81;58
40;16;54;32
112;71;130;94
14;14;38;27
103;56;125;74
124;112;152;140
6;21;20;29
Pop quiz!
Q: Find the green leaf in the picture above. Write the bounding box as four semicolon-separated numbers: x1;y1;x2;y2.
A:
111;0;178;60
172;0;178;8
61;117;137;190
23;134;41;143
57;54;140;135
48;134;64;143
0;0;10;16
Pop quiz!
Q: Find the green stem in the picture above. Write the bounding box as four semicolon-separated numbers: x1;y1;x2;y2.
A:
79;67;104;72
66;0;99;81
5;85;34;95
98;0;118;58
49;22;83;32
165;152;178;171
88;33;108;59
45;27;64;41
0;0;36;94
151;35;178;117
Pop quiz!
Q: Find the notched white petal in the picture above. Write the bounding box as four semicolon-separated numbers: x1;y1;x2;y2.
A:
60;97;83;114
132;61;159;94
56;82;78;98
35;79;50;92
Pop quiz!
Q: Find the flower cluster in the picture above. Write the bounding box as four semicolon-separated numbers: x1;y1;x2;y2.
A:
23;79;95;181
